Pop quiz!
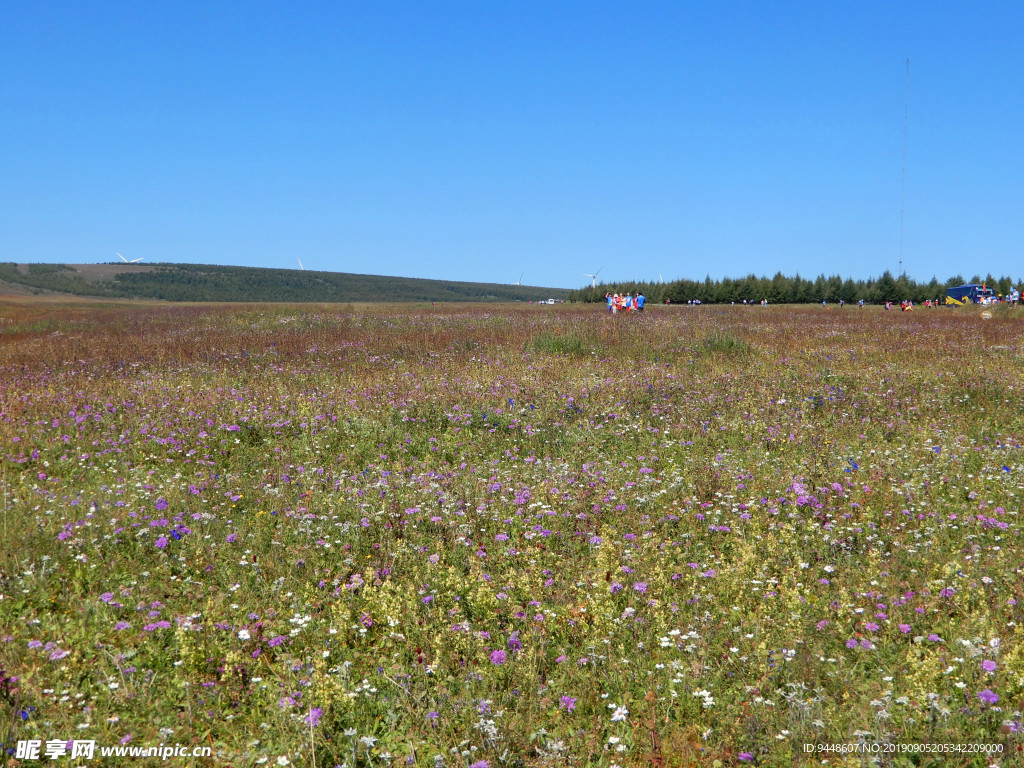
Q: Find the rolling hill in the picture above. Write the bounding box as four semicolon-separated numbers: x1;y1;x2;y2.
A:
0;263;570;303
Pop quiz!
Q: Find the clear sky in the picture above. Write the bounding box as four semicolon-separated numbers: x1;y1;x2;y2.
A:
3;1;1021;288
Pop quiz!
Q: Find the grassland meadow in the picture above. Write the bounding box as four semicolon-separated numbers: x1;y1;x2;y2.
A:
1;300;1022;767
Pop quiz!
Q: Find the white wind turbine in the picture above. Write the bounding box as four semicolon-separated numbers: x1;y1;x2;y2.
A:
659;274;665;284
514;271;524;286
116;252;143;263
583;267;602;288
297;257;305;270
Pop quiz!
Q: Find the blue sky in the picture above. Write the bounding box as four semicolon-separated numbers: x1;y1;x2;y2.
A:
3;1;1021;288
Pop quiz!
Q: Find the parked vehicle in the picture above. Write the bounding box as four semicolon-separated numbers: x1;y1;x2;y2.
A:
945;284;994;305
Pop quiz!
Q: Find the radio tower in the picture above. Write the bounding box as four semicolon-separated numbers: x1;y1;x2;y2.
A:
899;59;910;274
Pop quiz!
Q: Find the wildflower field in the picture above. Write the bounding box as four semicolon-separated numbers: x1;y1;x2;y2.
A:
2;300;1022;767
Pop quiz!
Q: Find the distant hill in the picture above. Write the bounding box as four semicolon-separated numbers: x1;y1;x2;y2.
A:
0;263;570;303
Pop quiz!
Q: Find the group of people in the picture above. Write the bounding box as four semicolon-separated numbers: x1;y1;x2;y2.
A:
883;300;936;311
605;292;645;313
601;295;1017;311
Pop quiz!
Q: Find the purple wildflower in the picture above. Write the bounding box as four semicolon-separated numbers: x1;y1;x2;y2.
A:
304;707;323;727
978;689;999;705
559;695;577;713
490;649;506;665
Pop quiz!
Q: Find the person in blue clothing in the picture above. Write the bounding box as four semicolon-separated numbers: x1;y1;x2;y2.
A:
636;292;645;312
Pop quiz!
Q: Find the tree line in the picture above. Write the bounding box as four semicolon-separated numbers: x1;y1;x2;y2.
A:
568;271;1024;305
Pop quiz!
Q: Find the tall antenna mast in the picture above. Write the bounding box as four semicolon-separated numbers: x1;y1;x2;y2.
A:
899;58;910;274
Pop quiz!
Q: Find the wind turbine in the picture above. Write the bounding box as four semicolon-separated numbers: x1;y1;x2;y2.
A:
659;274;665;284
297;257;305;271
514;271;524;286
583;267;602;288
116;252;143;263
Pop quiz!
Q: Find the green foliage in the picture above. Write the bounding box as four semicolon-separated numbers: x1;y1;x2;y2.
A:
0;263;97;294
569;268;1024;305
26;263;73;274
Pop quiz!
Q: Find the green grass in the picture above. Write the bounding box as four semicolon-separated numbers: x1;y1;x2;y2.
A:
701;332;751;355
532;331;591;356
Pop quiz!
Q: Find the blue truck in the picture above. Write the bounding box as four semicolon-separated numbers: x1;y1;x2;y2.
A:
945;284;995;305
